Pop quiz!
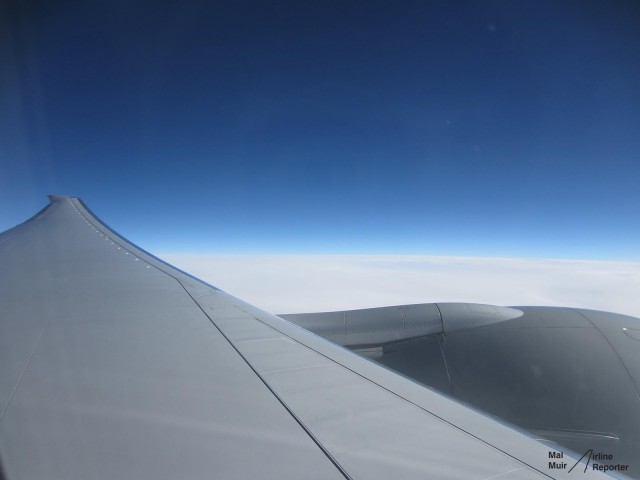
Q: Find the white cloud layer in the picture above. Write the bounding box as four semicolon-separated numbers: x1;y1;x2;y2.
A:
160;254;640;318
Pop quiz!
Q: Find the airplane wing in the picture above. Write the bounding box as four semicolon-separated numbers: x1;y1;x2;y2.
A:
0;196;619;479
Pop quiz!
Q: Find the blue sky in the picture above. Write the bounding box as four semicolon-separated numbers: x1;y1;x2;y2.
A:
1;1;639;259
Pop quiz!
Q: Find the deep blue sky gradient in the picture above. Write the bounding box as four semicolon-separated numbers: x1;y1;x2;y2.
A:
1;1;639;258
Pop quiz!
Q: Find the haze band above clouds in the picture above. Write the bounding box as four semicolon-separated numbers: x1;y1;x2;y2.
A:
161;254;640;318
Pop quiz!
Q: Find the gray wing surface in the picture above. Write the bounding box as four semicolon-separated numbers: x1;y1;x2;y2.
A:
0;196;617;479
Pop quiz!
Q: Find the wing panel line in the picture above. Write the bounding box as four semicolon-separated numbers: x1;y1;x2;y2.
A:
173;281;353;480
0;306;55;420
573;309;640;403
